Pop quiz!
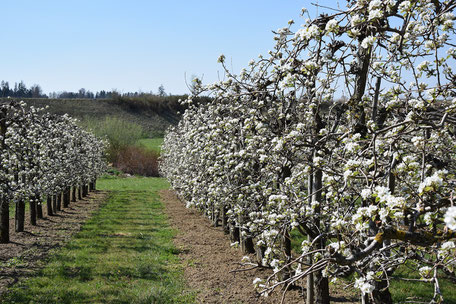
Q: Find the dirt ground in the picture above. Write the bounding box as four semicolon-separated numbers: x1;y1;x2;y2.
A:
0;188;358;303
160;189;358;304
0;191;107;297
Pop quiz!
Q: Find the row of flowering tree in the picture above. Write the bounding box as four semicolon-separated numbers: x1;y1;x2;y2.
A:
0;100;107;243
161;0;456;303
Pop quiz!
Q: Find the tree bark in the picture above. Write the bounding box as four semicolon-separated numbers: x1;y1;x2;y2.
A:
313;167;330;304
36;199;43;219
0;109;9;243
221;205;229;234
255;244;266;265
15;200;25;232
71;186;77;202
78;186;83;200
52;194;57;213
29;198;37;226
241;236;255;254
239;215;255;254
280;230;292;281
230;223;240;244
63;187;70;208
307;251;315;304
46;196;53;216
82;184;88;197
307;171;315;304
0;199;9;243
56;192;61;211
372;280;393;304
314;271;330;304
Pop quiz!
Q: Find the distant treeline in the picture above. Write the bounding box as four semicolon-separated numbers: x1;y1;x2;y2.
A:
0;80;185;101
0;81;47;98
48;87;165;99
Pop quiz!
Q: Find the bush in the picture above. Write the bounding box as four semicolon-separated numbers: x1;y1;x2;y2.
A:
114;146;159;177
82;116;144;163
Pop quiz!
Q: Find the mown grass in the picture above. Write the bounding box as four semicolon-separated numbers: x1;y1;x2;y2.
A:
2;176;194;304
137;138;164;154
390;266;456;303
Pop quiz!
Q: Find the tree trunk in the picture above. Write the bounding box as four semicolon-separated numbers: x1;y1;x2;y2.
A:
241;236;255;254
56;193;62;211
36;199;43;219
280;230;292;281
372;279;393;303
0;110;9;243
255;244;266;265
63;187;70;208
239;215;255;254
0;199;9;243
71;186;77;202
307;251;315;304
82;185;88;197
78;186;83;200
46;196;53;216
221;205;229;234
307;172;315;304
230;223;240;244
313;167;330;304
52;194;57;213
314;271;330;304
15;200;25;232
29;198;37;226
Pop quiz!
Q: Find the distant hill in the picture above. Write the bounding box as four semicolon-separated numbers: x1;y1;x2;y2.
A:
3;95;210;137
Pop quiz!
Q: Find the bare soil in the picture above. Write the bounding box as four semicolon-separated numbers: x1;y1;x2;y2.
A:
160;189;358;304
0;191;107;296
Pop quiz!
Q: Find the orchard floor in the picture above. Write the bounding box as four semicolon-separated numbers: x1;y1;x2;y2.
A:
160;189;358;304
0;191;107;297
0;180;358;303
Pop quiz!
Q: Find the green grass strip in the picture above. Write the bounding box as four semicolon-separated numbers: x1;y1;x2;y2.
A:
136;138;164;154
2;176;194;304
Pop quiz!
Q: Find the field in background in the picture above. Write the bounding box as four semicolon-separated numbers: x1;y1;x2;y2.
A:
5;95;211;138
137;138;164;154
9;97;179;137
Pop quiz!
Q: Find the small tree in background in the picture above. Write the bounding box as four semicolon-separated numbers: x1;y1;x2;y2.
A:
158;84;166;97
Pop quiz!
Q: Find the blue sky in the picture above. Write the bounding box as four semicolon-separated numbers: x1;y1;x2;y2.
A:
0;0;338;95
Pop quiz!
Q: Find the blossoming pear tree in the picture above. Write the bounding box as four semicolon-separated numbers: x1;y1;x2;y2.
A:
0;100;107;243
161;0;456;303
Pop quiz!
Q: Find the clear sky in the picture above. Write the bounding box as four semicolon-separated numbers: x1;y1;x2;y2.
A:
0;0;340;95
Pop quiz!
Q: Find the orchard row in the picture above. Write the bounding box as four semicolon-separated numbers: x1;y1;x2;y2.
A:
161;1;456;303
0;100;106;243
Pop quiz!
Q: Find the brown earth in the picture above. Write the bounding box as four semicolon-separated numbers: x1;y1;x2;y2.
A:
0;191;107;297
160;189;358;304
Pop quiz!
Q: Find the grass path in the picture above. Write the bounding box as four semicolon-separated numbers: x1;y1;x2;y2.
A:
2;176;193;304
